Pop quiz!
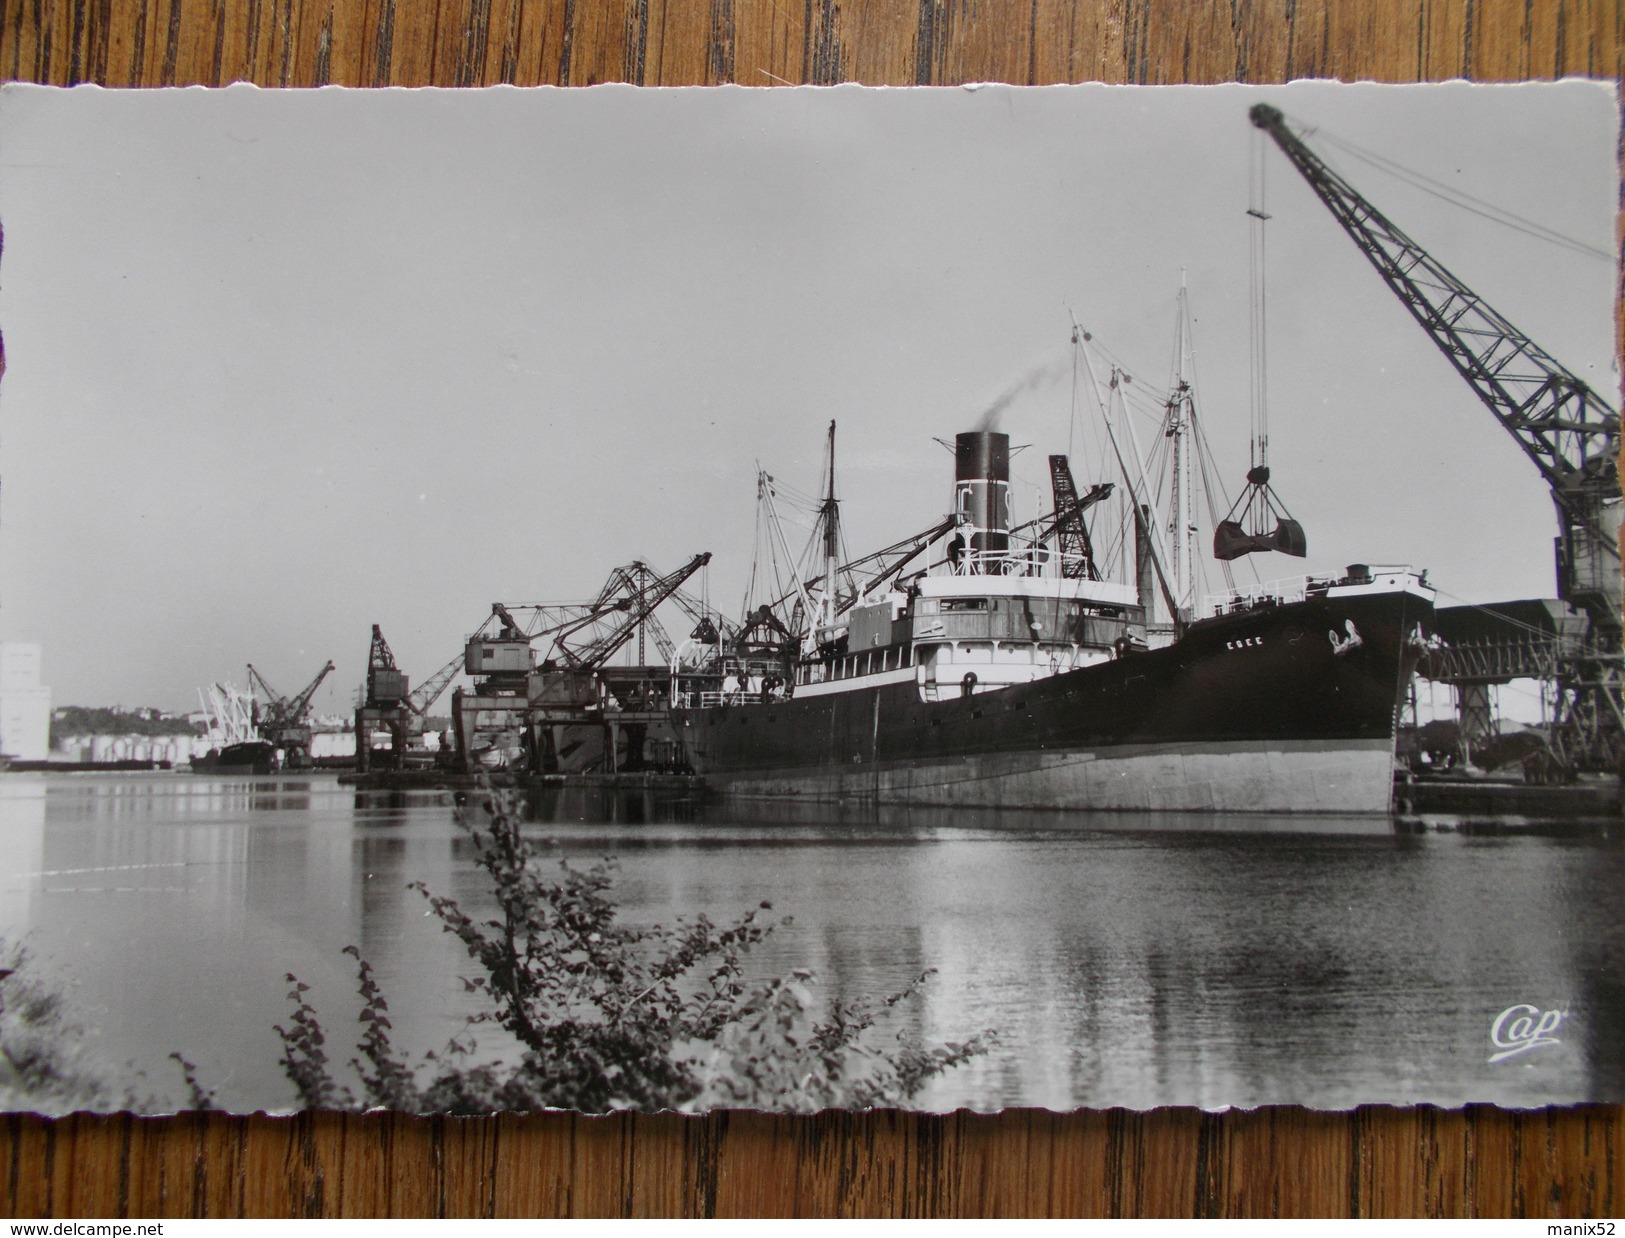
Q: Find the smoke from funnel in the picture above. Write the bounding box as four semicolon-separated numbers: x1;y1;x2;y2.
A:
972;358;1069;432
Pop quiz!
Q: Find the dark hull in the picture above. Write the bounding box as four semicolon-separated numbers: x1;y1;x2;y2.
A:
675;588;1430;814
190;741;275;774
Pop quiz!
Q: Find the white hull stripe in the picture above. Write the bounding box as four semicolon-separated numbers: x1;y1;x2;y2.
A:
792;666;918;698
704;738;1398;815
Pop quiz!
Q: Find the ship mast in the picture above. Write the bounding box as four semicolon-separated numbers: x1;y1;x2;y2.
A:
817;420;841;630
1072;320;1183;624
1165;279;1197;617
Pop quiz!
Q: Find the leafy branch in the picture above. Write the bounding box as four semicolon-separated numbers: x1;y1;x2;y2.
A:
277;785;992;1113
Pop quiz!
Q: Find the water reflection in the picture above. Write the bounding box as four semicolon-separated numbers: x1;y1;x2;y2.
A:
0;780;46;938
525;783;702;826
0;771;1618;1114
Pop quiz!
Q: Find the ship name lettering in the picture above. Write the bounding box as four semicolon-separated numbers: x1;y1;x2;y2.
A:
1226;636;1264;651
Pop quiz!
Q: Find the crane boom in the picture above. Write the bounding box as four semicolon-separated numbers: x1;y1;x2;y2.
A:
249;660;335;725
1249;103;1621;632
245;664;281;717
407;653;463;716
247;658;335;769
283;660;336;722
1044;457;1109;580
552;554;713;671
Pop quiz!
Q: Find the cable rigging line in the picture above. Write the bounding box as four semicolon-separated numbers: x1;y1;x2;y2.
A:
1247;128;1270;474
1292;116;1614;263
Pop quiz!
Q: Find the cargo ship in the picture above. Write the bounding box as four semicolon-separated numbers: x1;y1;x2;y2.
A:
190;739;276;774
670;420;1434;815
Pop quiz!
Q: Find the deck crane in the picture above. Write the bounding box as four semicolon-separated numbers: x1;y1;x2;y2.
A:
1043;457;1112;580
246;659;335;768
827;516;961;615
1250;103;1622;769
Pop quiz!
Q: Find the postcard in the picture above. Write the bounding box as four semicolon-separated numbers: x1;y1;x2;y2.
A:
0;79;1617;1114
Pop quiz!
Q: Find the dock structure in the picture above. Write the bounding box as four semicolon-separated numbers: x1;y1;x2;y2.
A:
354;626;464;773
1420;600;1584;741
450;666;689;778
1394;773;1622;823
444;556;712;780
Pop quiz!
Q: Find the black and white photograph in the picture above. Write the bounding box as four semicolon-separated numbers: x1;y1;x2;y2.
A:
0;78;1617;1116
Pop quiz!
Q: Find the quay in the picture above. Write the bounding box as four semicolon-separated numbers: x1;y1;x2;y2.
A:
1393;773;1621;819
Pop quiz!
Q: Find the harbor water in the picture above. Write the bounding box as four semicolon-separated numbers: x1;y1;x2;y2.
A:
0;772;1619;1113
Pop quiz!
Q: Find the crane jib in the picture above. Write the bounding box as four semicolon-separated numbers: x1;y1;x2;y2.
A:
1248;103;1620;562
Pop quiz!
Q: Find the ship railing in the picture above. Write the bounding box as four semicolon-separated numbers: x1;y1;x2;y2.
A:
672;690;731;709
1202;575;1316;616
952;546;1054;577
1202;565;1425;617
798;662;829;686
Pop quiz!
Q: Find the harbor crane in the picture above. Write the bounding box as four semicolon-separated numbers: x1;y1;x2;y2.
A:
668;582;738;650
357;627;463;771
547;554;713;672
1250;103;1622;770
246;659;335;768
453;554;713;773
462;553;713;686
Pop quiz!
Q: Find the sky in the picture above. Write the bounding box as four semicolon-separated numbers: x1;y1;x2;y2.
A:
0;80;1616;715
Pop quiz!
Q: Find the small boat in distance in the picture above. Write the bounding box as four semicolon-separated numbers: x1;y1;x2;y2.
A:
190;739;276;774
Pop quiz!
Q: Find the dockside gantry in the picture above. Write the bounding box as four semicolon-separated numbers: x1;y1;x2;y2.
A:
355;625;463;772
451;554;713;774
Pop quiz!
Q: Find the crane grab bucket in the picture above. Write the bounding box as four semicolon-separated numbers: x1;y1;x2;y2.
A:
1214;516;1307;561
1214;465;1307;561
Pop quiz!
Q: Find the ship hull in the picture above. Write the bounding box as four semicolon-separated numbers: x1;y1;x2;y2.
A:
694;738;1399;814
190;740;275;774
675;588;1429;815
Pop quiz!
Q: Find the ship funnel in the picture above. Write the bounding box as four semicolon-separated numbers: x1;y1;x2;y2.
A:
954;430;1011;565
